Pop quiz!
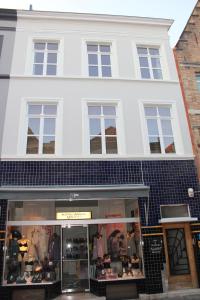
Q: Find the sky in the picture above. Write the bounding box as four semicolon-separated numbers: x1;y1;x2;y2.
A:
0;0;198;47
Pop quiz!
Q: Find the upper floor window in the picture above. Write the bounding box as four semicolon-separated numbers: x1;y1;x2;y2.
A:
33;41;58;76
195;73;200;91
88;104;118;154
26;103;57;154
0;35;3;57
87;43;112;77
144;105;176;154
137;47;163;80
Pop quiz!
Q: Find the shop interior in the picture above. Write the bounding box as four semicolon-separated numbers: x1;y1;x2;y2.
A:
3;198;145;292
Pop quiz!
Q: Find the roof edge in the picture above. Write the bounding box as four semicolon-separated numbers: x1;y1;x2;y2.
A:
17;9;173;29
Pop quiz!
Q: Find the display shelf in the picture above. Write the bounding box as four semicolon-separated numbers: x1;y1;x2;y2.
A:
91;275;145;282
62;259;88;261
2;280;61;287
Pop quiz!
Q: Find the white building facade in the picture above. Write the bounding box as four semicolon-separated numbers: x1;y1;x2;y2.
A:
0;9;200;300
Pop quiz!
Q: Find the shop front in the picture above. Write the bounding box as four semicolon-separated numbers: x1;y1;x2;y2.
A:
1;185;149;300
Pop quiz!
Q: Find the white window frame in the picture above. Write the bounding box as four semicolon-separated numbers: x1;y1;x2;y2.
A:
132;40;169;81
32;41;59;76
87;42;112;77
139;100;183;155
17;98;63;157
82;99;125;156
25;36;64;76
82;38;119;78
137;46;162;80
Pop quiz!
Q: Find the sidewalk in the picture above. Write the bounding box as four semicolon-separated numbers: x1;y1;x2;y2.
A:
139;288;200;299
54;289;200;300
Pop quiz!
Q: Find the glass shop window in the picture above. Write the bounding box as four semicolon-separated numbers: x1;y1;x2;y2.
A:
89;222;144;280
3;225;61;285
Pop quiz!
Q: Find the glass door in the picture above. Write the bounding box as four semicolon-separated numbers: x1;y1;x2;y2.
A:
62;225;89;292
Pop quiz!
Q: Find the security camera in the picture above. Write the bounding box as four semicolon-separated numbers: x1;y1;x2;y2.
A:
188;188;194;198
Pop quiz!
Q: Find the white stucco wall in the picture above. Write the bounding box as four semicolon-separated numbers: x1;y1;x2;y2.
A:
0;11;193;159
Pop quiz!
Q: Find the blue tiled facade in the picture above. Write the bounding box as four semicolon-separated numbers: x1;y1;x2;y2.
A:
0;159;199;225
0;159;200;298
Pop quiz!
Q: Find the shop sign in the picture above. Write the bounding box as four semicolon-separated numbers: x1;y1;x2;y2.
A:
150;238;162;254
56;211;92;220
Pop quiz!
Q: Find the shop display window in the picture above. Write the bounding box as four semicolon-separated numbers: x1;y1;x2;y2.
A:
3;225;61;285
89;222;144;281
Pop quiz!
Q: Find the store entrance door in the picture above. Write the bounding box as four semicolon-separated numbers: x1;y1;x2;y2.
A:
163;222;198;290
62;225;89;293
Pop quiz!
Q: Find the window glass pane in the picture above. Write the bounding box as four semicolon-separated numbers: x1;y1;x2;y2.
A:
164;137;176;153
141;68;150;79
151;57;161;68
43;105;57;115
89;66;98;76
34;42;45;50
89;118;101;135
104;119;116;135
149;48;159;55
34;52;44;63
196;74;200;91
149;137;161;153
90;136;102;154
158;107;171;117
147;119;159;135
137;47;147;55
101;55;111;65
26;136;39;154
102;66;112;77
106;136;118;154
161;120;173;136
139;57;149;68
144;107;157;116
153;69;163;79
33;64;43;75
88;54;98;65
47;65;57;75
43;118;56;135
103;106;116;116
47;53;57;64
28;105;42;115
87;44;98;52
43;136;55;154
88;106;101;115
100;45;110;52
47;43;58;50
28;118;40;135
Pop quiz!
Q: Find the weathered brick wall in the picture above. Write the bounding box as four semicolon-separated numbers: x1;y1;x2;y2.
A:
174;0;200;179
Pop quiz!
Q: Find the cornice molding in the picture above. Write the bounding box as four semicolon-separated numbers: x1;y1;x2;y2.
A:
17;10;173;29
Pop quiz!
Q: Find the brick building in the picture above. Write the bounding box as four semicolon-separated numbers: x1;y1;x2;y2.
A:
174;0;200;179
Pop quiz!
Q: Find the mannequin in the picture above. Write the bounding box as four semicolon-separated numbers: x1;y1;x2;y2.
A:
48;233;60;262
92;232;104;260
127;230;136;257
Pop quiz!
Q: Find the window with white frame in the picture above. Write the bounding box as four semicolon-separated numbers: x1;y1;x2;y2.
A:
137;47;163;80
87;104;118;154
26;103;57;154
87;43;112;77
144;105;176;154
33;41;58;75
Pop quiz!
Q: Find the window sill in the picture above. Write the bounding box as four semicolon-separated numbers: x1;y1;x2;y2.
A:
159;217;198;224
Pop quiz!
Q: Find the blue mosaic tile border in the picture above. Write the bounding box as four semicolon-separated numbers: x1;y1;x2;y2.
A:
0;160;199;225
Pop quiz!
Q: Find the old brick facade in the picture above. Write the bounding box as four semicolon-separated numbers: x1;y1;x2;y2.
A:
174;0;200;179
